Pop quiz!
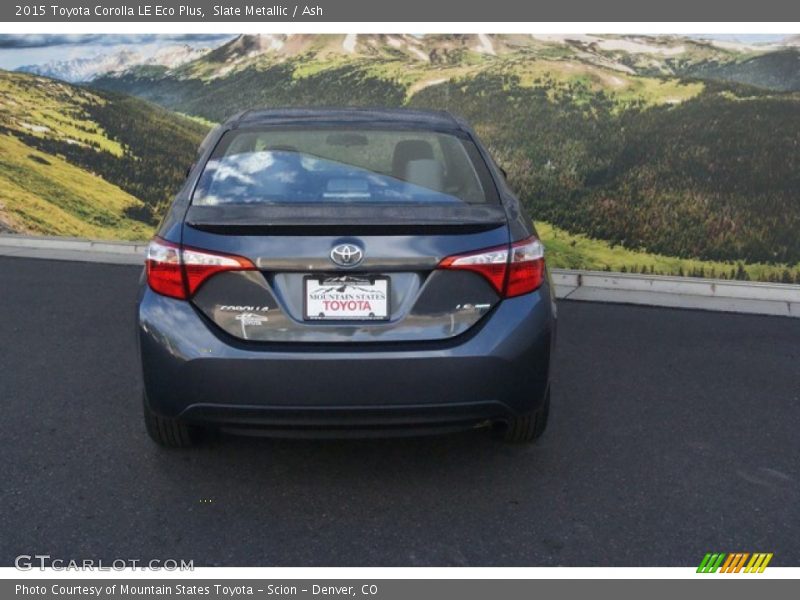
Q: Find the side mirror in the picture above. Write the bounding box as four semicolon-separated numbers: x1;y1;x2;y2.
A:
499;166;508;179
185;163;194;179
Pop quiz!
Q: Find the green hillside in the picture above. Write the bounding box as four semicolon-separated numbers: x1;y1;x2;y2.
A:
683;48;800;91
5;35;800;283
0;70;207;236
0;131;151;239
410;76;800;265
93;61;409;122
91;36;800;278
538;222;800;284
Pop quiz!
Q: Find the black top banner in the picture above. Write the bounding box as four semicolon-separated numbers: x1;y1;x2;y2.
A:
3;0;798;22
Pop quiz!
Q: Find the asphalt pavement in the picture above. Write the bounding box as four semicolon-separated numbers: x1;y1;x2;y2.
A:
0;256;798;566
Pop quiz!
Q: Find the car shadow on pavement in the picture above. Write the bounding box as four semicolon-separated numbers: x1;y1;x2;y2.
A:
142;425;554;499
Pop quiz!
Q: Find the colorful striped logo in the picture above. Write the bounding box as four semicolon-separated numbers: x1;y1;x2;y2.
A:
697;553;773;573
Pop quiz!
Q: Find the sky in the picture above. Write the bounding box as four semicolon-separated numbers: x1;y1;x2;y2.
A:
694;34;791;43
0;33;792;70
0;34;237;69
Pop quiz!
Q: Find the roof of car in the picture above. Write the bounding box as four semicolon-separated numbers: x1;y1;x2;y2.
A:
228;107;466;131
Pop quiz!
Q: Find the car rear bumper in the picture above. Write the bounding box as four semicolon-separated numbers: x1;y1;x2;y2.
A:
179;401;519;438
137;284;555;434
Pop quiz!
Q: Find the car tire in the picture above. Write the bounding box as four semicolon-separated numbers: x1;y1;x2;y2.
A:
500;389;550;443
143;396;200;448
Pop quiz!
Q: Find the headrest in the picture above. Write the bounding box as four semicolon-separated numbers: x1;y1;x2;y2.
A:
392;140;435;177
404;159;444;192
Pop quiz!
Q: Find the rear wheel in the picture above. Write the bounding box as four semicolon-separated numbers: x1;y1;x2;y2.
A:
499;390;550;443
143;395;201;448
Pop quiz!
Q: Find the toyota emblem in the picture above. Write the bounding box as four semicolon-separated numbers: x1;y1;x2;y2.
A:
330;243;364;267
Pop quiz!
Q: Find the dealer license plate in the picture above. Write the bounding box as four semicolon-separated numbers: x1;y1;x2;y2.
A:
304;276;390;321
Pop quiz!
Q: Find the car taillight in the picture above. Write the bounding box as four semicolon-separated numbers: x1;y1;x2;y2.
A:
438;236;545;298
181;246;256;296
146;238;184;299
438;244;509;294
506;237;546;297
146;237;256;300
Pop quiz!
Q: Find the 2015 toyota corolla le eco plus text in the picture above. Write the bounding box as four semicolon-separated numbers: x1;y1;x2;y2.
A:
137;108;556;447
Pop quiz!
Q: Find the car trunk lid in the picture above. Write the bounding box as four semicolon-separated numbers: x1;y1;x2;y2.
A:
182;203;510;343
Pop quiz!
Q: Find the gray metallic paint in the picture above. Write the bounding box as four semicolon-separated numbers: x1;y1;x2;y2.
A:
139;285;554;426
139;108;555;434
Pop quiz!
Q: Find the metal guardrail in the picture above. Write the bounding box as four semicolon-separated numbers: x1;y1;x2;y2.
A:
0;233;145;255
551;269;800;317
0;233;145;265
1;234;799;317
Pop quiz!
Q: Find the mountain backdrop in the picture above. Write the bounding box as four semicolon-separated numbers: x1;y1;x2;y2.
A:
2;34;800;282
15;43;214;83
0;70;206;238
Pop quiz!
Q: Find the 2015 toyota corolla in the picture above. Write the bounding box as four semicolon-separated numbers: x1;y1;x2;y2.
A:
137;108;556;447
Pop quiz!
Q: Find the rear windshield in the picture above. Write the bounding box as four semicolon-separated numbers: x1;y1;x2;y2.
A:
191;128;498;206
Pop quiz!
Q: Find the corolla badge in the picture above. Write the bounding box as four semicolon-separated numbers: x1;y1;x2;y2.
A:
330;243;364;267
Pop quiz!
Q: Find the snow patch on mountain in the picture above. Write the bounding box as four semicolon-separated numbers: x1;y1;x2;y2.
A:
16;44;213;82
475;34;496;55
342;34;357;53
595;39;686;55
408;46;430;62
530;34;687;55
386;36;404;49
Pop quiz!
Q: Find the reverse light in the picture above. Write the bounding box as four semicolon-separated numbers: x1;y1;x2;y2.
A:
439;236;545;298
146;237;256;300
506;236;546;297
145;238;183;299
